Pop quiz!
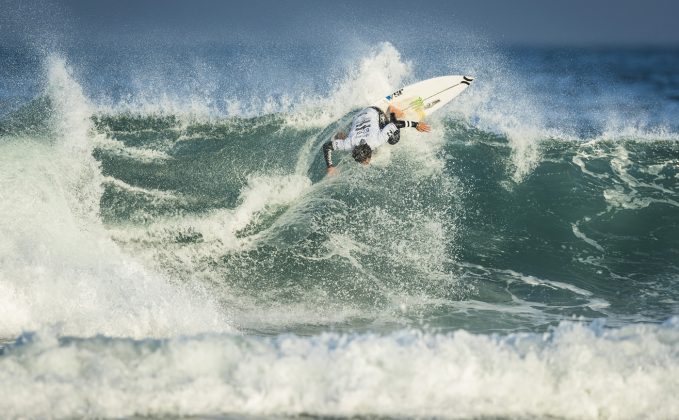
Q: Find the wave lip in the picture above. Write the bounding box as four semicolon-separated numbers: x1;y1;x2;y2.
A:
2;319;679;419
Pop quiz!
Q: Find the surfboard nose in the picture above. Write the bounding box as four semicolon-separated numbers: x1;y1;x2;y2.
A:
462;76;474;85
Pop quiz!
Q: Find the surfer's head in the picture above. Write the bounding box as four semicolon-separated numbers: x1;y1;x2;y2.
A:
352;143;372;165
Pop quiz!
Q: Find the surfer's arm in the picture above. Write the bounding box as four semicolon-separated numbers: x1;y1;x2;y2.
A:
392;118;419;129
387;105;431;132
322;141;335;168
390;113;431;133
323;136;353;168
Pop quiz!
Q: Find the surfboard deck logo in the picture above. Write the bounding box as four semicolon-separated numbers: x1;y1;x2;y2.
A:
385;88;404;101
424;99;441;109
409;97;426;119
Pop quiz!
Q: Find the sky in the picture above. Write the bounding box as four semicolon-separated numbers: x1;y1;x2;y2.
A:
2;0;679;48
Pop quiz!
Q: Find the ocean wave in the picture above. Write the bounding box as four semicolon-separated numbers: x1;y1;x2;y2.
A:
2;47;679;339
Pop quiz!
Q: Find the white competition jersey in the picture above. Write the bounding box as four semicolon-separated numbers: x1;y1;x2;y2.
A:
331;108;398;151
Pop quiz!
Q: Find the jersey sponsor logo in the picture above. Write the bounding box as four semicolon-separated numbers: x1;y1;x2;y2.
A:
355;122;370;131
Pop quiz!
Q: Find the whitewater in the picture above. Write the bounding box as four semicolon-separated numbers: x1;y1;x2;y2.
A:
1;39;679;418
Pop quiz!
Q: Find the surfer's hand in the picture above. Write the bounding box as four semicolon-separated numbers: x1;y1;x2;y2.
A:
416;122;431;132
388;104;405;120
327;166;338;176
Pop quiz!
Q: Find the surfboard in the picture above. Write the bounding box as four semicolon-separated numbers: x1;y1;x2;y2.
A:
373;75;474;121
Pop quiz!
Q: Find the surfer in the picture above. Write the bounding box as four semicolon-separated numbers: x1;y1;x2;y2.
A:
322;105;431;174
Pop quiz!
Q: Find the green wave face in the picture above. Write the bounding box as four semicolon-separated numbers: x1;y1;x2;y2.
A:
88;111;679;334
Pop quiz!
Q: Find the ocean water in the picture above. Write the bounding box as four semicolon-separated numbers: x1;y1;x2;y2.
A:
1;39;679;418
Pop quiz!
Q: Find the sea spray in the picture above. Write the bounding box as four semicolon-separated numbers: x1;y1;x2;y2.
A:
0;57;228;338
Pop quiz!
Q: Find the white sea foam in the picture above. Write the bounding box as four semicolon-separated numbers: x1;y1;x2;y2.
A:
602;145;679;209
597;120;679;142
0;56;229;339
1;320;678;419
571;223;606;252
102;176;182;202
108;173;312;252
95;136;173;163
572;153;611;180
505;269;595;298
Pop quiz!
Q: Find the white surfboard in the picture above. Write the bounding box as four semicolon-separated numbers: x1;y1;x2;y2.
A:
373;75;474;121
